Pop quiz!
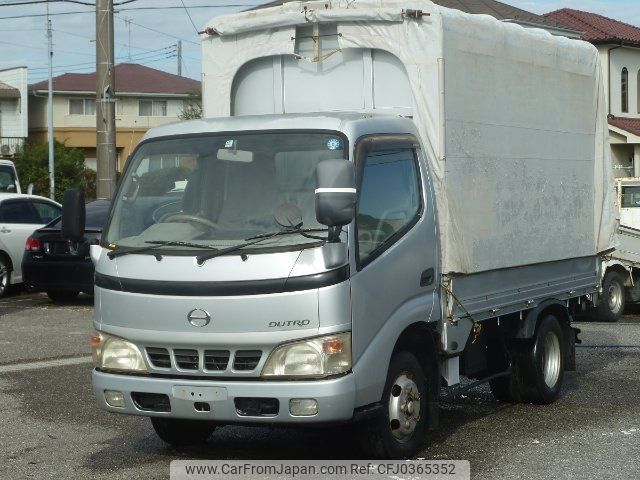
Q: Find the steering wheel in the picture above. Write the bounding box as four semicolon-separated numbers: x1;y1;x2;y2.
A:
159;213;220;230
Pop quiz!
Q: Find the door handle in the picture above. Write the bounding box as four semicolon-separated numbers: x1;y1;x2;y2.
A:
420;268;434;287
0;227;11;234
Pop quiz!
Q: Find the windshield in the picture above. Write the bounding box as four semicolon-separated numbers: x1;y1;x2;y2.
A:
104;131;347;251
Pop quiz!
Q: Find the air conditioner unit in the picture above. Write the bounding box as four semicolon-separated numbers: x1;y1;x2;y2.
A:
0;144;10;157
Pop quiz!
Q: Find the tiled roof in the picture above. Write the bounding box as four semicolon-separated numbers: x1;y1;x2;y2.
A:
30;63;200;95
609;117;640;137
251;0;572;30
545;8;640;45
0;80;20;98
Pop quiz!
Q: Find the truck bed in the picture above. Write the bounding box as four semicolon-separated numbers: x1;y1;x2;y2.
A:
611;225;640;268
446;255;598;322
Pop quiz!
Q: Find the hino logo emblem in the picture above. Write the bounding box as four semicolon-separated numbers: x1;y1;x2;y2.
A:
187;308;211;327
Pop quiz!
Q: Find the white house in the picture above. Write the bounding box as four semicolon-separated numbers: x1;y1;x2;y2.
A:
0;67;28;159
546;9;640;178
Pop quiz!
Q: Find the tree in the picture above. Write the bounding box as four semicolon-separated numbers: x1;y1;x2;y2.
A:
178;90;203;120
13;140;96;202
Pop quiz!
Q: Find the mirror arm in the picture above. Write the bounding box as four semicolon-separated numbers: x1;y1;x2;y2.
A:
328;225;342;243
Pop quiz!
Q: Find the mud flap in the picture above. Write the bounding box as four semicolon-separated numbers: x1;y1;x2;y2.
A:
565;326;581;372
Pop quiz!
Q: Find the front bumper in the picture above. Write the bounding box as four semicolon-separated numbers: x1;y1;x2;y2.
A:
92;369;357;423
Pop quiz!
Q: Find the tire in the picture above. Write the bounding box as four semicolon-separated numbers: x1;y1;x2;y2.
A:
518;314;565;405
357;352;429;459
46;290;80;303
595;271;625;322
150;417;215;446
0;256;11;299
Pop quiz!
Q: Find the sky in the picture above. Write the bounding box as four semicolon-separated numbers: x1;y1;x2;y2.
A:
0;0;639;85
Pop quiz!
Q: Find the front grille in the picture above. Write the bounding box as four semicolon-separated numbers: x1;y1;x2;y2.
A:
144;347;263;375
146;347;171;368
233;350;262;371
204;350;230;371
174;349;199;370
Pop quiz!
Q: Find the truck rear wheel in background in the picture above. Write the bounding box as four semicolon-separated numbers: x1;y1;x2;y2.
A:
595;271;625;322
150;417;215;446
357;351;429;459
491;314;565;405
46;290;80;303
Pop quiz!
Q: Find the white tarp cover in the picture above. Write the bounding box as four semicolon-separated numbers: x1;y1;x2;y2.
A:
201;0;616;275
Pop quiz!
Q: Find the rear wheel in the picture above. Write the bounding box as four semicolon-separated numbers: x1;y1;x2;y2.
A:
0;256;11;299
357;352;428;459
595;271;625;322
46;290;80;303
151;417;215;446
490;314;565;405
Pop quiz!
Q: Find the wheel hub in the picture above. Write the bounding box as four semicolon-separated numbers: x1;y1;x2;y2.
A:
542;330;561;388
607;282;623;313
388;373;421;442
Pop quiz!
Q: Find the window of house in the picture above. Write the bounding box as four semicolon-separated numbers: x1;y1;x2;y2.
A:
139;100;167;116
622;67;629;113
69;98;96;115
356;148;421;266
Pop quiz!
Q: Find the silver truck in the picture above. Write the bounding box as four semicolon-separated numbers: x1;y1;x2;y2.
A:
65;1;615;459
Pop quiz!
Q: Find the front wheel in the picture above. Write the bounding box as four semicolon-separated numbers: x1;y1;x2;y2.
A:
595;271;625;322
151;417;215;446
357;352;428;459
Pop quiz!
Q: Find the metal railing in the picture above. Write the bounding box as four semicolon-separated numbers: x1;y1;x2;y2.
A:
0;137;25;158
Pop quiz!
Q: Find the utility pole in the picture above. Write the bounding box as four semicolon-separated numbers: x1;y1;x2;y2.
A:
177;40;182;76
96;0;117;200
125;17;131;62
46;2;55;200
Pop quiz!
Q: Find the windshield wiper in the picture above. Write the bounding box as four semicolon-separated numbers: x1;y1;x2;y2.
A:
107;240;218;259
245;227;327;241
196;228;327;265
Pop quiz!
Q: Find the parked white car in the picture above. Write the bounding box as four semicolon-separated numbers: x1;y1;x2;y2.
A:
0;193;61;297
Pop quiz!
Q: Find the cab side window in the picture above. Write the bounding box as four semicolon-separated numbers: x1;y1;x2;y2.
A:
0;200;40;224
356;148;421;266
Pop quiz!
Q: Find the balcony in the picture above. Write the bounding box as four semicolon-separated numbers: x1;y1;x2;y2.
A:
0;137;25;158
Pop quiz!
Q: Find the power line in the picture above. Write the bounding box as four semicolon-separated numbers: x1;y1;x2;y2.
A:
179;0;198;35
114;13;198;45
0;0;139;5
29;45;176;71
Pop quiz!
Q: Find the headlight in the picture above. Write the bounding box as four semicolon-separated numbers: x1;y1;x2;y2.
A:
261;332;351;378
91;331;147;373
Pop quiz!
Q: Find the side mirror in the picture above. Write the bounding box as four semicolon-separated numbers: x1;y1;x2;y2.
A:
315;159;356;238
62;189;86;242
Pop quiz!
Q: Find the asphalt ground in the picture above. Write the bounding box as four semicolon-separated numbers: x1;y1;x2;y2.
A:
0;292;639;480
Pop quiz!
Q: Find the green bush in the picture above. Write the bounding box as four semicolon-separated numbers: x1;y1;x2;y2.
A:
138;166;190;196
14;140;96;202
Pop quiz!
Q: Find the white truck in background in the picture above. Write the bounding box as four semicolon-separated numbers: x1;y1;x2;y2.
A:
596;179;640;321
0;159;21;194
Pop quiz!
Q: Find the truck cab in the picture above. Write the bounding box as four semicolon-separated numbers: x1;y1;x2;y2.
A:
90;113;440;455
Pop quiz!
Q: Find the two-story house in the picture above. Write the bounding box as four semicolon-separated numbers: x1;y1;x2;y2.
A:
546;9;640;178
28;63;200;170
0;67;28;159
